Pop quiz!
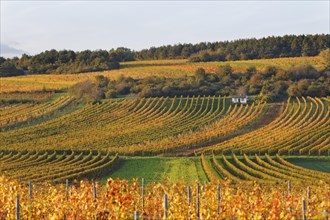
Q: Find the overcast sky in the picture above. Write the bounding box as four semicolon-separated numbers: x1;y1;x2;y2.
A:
1;1;329;58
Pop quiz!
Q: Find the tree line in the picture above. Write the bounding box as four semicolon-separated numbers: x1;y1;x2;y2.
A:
0;48;133;77
136;34;329;61
70;61;329;103
1;34;329;77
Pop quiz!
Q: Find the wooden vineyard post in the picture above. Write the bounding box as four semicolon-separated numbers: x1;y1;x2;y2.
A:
187;186;191;219
307;186;310;199
134;211;139;220
164;194;168;219
306;186;310;207
29;180;33;199
141;178;145;213
16;194;20;220
64;179;70;220
302;198;306;220
196;183;200;220
66;179;69;200
93;181;97;200
187;186;191;206
217;184;221;215
325;209;329;220
287;180;292;213
92;181;98;211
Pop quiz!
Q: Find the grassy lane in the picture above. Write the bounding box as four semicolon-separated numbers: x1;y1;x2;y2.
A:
101;157;208;185
287;158;330;173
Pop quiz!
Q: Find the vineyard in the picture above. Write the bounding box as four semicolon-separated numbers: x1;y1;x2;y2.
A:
0;96;266;152
0;176;329;219
1;95;329;156
0;95;74;130
200;96;330;155
201;153;330;184
0;150;118;183
0;77;330;218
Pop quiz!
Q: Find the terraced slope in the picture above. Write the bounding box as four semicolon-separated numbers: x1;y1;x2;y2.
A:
0;150;118;182
0;95;74;129
0;96;265;153
127;99;266;154
201;153;330;184
201;97;330;155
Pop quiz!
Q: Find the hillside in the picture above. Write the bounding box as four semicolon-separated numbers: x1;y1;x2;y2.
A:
0;56;327;93
1;1;329;217
1;92;329;182
1;54;329;220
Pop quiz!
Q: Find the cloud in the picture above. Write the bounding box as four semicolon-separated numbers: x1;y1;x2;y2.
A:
0;43;27;58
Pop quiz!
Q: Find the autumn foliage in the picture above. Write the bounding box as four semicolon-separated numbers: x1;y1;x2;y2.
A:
0;176;329;219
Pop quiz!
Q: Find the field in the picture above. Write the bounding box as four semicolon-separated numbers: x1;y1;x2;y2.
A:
0;57;329;219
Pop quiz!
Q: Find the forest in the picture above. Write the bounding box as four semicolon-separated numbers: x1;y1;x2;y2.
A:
0;34;329;77
136;34;329;61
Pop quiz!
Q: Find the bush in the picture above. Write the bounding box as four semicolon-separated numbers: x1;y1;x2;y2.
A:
69;80;105;103
105;89;117;98
0;62;25;77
